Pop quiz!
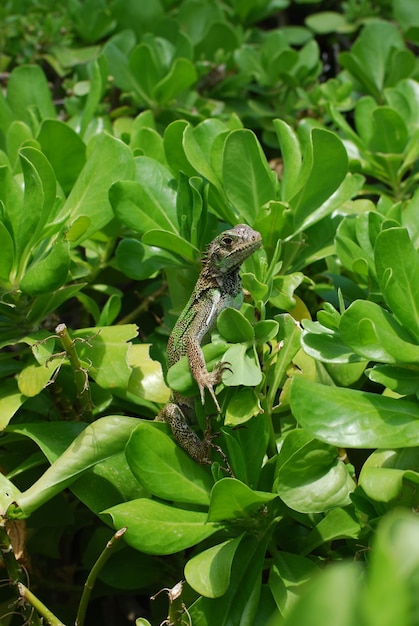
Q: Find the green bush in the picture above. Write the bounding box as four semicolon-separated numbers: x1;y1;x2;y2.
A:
1;1;419;625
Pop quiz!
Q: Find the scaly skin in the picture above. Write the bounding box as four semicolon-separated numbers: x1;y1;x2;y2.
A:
158;224;262;463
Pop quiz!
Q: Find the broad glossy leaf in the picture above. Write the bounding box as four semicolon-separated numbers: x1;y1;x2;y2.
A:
270;273;305;309
217;308;254;343
182;119;227;190
225;387;260;426
340;300;419;363
189;533;269;626
73;325;138;390
290;129;347;229
0;379;26;430
375;227;419;342
222;343;262;386
6;65;55;124
275;430;355;513
208;478;276;522
17;359;62;397
163;119;196;176
125;421;213;506
290;377;419;448
301;320;365;364
369;107;408;154
362;510;419;626
111;157;178;234
20;241;70;296
273;119;302;202
222;129;276;223
116;238;179;280
153;57;197;104
281;561;362;626
8;416;138;517
10;147;57;257
127;344;170;404
269;551;318;618
185;535;244;598
64;133;135;242
366;364;419;395
302;508;361;554
339;21;410;97
38;120;86;194
104;499;220;554
142;229;197;262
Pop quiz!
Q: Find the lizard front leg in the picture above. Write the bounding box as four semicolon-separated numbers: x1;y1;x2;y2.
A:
185;335;231;412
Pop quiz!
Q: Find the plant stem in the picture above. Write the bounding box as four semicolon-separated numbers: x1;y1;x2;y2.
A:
75;527;127;626
18;583;65;626
117;282;167;325
0;521;42;625
55;323;93;422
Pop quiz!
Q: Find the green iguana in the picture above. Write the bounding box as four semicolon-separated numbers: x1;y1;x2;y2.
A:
158;224;262;464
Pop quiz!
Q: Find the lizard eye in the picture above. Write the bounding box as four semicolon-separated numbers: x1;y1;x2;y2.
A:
223;236;233;246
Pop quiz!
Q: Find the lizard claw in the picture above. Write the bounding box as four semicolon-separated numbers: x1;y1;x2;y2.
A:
196;361;232;412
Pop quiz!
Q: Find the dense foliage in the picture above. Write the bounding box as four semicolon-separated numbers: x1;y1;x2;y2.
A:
1;0;419;625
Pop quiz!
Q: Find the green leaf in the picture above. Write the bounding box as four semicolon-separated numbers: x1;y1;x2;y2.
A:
369;108;408;154
125;421;213;506
282;561;362;626
11;147;57;257
222;129;276;223
339;300;419;363
366;364;419;396
375;227;419;343
301;508;361;554
142;229;197;262
305;11;347;34
217;308;254;343
104;499;220;555
274;430;355;513
167;343;227;396
38;120;86;194
63;133;135;242
189;533;269;626
339;21;411;97
225;387;261;426
8;416;138;517
301;321;363;364
17;359;62;397
290;129;347;230
116;238;179;280
273;119;302;202
73;325;138;390
0;221;14;286
208;478;277;522
185;535;244;598
290;377;419;448
6;65;55;125
0;379;26;430
222;343;262;387
110;157;178;235
153;57;197;104
182;120;226;189
269;551;319;618
362;510;419;626
20;241;70;296
359;463;419;510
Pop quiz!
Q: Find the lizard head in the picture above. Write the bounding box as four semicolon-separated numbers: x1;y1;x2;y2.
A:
204;224;262;274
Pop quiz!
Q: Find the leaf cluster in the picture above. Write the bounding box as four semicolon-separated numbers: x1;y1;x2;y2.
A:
1;1;419;625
